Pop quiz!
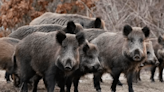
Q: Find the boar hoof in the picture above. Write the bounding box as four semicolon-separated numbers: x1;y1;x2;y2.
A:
7;81;11;83
74;89;78;92
138;78;141;81
151;80;155;82
100;78;103;83
150;78;155;82
97;89;101;92
117;81;123;86
160;79;163;82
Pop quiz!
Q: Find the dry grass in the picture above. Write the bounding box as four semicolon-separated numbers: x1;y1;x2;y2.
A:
91;0;164;37
1;0;164;38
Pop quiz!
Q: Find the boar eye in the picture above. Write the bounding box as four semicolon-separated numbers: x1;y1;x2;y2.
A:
147;51;150;55
88;55;93;58
128;38;133;43
140;39;143;42
63;45;67;49
73;47;77;50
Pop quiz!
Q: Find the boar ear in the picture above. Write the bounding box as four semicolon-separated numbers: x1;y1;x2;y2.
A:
158;35;164;45
123;25;132;37
76;32;85;46
66;21;76;34
83;43;90;54
94;17;101;28
142;26;150;38
56;31;66;45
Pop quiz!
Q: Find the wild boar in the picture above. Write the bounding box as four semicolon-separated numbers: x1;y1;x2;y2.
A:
13;30;86;92
133;40;159;82
150;35;164;82
91;25;150;92
9;21;83;40
29;12;106;30
83;28;106;42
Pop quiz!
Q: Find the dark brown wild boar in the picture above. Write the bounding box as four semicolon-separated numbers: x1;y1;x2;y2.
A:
91;25;150;92
133;40;159;82
149;35;164;82
100;40;159;84
9;21;83;40
83;28;106;42
29;12;106;29
13;30;86;92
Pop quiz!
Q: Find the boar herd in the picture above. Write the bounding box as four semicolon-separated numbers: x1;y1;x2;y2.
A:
0;12;164;92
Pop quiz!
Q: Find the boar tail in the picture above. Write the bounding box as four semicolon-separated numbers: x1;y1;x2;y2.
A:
13;55;17;68
11;53;17;74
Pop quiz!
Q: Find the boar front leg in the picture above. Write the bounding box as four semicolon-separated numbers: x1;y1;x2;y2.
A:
126;72;134;92
150;66;156;82
43;69;56;92
158;65;164;82
93;72;102;92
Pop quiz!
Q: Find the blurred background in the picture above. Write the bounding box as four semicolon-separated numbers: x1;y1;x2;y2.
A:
0;0;164;37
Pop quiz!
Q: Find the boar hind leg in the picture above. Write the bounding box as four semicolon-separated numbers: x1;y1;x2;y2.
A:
111;68;122;92
158;66;164;82
110;73;123;86
117;80;123;86
21;75;34;92
19;68;35;92
93;72;102;92
20;72;35;92
5;71;11;82
98;72;103;83
150;66;156;82
132;71;138;83
21;82;28;92
32;75;42;92
137;69;141;81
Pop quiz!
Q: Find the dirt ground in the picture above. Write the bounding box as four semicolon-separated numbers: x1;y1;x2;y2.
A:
0;68;164;92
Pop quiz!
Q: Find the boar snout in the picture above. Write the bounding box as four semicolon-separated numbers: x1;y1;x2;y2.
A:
92;64;100;70
133;49;141;61
64;59;73;71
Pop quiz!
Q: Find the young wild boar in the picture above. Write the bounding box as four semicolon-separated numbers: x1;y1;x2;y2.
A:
150;35;164;82
29;12;106;29
0;37;19;82
133;40;159;82
9;21;83;40
91;25;150;92
13;30;86;92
